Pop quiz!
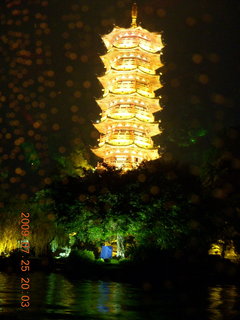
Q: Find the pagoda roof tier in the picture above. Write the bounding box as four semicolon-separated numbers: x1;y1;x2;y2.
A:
98;70;161;97
98;69;160;88
93;118;161;136
96;93;162;113
102;26;163;53
100;49;163;74
102;108;154;123
99;134;154;149
91;143;159;160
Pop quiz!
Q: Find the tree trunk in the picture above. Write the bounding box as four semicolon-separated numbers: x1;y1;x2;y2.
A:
117;234;125;258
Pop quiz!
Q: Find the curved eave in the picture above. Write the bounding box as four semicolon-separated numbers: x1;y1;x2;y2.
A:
102;63;162;75
111;43;163;54
100;52;163;73
98;71;161;91
102;26;163;53
101;88;161;99
93;118;161;136
91;142;159;159
96;93;161;113
98;69;160;81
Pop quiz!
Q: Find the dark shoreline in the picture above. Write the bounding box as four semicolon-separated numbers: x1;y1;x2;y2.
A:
1;255;240;287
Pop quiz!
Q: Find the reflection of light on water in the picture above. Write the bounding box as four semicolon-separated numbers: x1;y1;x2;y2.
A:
208;286;223;320
45;273;75;311
97;282;110;313
208;285;239;320
97;281;122;314
1;271;240;320
0;273;7;311
0;272;21;313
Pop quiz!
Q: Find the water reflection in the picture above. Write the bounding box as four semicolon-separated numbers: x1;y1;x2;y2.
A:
0;272;240;320
208;285;239;320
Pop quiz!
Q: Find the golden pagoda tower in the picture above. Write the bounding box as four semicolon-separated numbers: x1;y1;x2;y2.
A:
92;4;164;170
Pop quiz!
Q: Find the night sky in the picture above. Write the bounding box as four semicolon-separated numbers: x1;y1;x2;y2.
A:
0;0;239;198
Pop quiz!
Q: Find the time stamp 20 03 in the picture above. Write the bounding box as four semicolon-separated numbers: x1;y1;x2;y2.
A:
19;212;31;308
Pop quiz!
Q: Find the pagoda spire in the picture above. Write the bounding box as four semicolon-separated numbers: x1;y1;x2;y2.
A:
131;3;138;28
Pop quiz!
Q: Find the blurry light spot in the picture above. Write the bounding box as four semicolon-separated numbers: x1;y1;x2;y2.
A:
190;194;200;203
202;13;213;23
15;167;23;175
192;54;203;64
138;173;146;182
186;17;197;26
190;96;200;104
150;186;160;195
47;213;56;221
90;131;99;139
213;189;225;199
83;81;91;88
74;91;81;98
79;194;86;201
33;121;41;129
76;21;84;28
44;177;52;185
50;107;58;114
141;193;149;202
88;185;96;193
70;105;79;113
66;65;74;73
208;53;220;63
66;80;74;87
5;133;12;139
38;169;45;176
211;93;225;104
52;123;60;131
190;166;200;176
198;74;209;84
145;6;153;15
59;146;66;153
80;55;88;63
81;5;89;12
10;177;17;183
157;9;166;18
20;193;28;201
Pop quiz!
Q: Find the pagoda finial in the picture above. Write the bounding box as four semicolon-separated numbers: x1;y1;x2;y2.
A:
131;3;138;28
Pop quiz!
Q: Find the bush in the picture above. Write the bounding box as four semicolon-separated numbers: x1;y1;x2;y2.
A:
119;258;130;265
71;249;95;262
109;258;119;264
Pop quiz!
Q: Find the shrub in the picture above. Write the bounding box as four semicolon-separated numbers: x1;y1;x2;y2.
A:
119;258;129;265
71;249;95;262
109;258;119;264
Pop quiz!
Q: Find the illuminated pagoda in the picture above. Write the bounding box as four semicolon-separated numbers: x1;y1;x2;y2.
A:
92;3;164;170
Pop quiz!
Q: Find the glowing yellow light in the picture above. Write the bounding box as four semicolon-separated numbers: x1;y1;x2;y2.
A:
92;4;164;170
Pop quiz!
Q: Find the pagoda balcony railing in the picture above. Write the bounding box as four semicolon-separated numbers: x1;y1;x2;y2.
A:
100;134;153;148
106;110;153;122
105;159;139;167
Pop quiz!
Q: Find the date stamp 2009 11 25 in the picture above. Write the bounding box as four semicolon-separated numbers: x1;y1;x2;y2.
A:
20;212;31;308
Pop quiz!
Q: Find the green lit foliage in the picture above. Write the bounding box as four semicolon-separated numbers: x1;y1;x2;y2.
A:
53;146;93;178
21;142;41;169
201;127;240;255
49;158;202;255
71;249;95;262
28;190;68;256
70;148;93;176
0;205;20;256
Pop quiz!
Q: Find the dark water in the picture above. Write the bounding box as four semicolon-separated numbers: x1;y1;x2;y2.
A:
0;272;240;320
